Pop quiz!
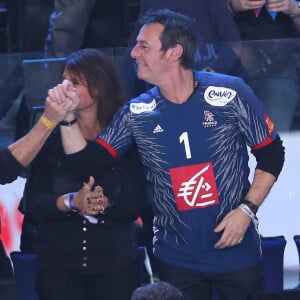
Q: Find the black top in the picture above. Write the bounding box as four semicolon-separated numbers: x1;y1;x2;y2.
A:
22;129;146;274
0;149;25;185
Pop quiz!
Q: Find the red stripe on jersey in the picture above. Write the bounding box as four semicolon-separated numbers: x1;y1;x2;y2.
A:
251;136;274;151
95;138;119;161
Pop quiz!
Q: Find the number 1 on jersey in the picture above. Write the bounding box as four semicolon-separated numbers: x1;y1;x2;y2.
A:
179;132;192;159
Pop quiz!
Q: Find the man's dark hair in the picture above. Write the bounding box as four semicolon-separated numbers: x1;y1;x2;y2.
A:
139;9;196;69
131;281;184;300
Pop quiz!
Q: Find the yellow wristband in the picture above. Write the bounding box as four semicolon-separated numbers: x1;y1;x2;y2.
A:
39;114;56;130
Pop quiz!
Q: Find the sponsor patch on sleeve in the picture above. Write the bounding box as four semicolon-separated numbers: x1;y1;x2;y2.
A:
130;98;156;114
204;86;236;107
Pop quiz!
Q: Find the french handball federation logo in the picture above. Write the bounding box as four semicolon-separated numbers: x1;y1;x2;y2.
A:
203;110;217;127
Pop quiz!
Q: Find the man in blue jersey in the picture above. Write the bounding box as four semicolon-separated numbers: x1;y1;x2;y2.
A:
54;9;285;300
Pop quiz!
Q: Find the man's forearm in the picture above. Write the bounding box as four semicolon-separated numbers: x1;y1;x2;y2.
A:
244;168;276;208
8;116;55;167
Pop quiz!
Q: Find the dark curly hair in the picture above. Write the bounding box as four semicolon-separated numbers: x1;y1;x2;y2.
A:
65;48;124;128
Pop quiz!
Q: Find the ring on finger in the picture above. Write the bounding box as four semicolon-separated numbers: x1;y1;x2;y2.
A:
98;205;106;215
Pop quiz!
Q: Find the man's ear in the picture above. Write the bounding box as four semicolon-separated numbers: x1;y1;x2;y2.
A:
165;44;183;62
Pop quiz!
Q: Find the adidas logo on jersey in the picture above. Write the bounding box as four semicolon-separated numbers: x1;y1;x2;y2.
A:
153;124;164;133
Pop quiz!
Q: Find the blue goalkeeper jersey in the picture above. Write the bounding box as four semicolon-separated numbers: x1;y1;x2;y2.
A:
97;71;278;273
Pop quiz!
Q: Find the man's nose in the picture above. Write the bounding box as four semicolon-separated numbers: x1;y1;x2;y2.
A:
131;44;139;58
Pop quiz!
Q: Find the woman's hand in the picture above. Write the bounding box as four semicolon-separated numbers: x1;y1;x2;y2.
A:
73;176;111;216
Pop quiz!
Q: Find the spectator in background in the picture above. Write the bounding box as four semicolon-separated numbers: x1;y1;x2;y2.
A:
20;0;54;52
131;281;184;300
45;0;131;57
119;0;243;100
228;0;300;131
45;0;95;56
